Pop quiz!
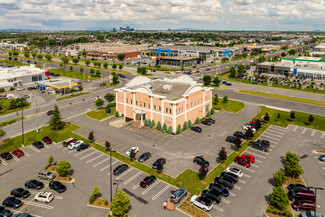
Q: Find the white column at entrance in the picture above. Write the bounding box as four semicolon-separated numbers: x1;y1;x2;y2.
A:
123;91;126;121
150;96;153;120
133;92;136;121
202;90;205;117
173;104;176;133
184;98;187;121
140;113;143;125
161;99;164;125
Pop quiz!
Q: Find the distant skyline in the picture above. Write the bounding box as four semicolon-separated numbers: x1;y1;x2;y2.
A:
0;0;324;31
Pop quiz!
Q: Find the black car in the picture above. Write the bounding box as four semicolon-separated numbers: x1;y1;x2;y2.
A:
100;83;107;86
193;156;210;167
201;120;211;126
32;141;44;149
113;164;129;176
76;144;90;151
249;140;270;152
25;180;44;190
140;175;156;188
120;74;126;78
2;197;23;209
233;131;248;139
226;136;236;143
49;181;66;193
201;190;222;204
287;184;309;192
219;172;238;183
0;205;13;217
0;152;13;160
10;188;30;199
209;183;229;197
47;110;53;115
191;126;202;133
214;177;234;190
138;152;151;163
152;158;166;169
204;118;215;124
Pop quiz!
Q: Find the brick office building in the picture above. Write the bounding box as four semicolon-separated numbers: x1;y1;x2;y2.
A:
115;75;212;133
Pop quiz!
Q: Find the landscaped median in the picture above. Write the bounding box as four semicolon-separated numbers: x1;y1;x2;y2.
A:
212;96;245;113
50;68;101;81
56;92;92;101
237;90;325;107
86;106;116;120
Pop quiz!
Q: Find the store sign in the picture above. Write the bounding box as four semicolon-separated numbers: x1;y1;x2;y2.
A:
109;75;113;83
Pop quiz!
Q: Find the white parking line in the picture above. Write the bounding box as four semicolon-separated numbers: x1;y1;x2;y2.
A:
12;155;19;161
1;160;8;166
321;132;325;139
260;134;280;141
116;168;134;180
242;174;250;178
80;151;98;160
133;183;140;190
222;199;230;204
251;164;259;168
269;126;287;132
293;126;298;132
245;151;267;159
318;162;325;164
302;128;307;134
264;132;283;138
237;166;255;173
68;150;75;154
213;205;223;212
93;158;109;167
142;180;161;195
44;145;50;149
63;147;69;151
152;185;170;200
255;159;263;163
57;145;63;148
270;145;276;148
266;129;286;135
234;186;241;190
229;192;235;196
23;150;30;157
13;211;42;217
124;172;142;185
86;154;105;164
322;167;325;170
100;161;118;172
29;146;40;153
311;130;316;136
238;179;246;184
21;200;53;209
74;148;90;156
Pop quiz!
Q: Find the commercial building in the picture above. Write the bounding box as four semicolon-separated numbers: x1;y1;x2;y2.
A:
0;65;45;89
115;75;212;133
35;78;78;94
312;44;325;56
155;56;202;69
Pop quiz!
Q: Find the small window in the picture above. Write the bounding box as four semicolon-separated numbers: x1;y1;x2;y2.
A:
201;98;203;103
126;98;128;103
159;106;161;111
148;104;150;109
144;103;146;108
187;104;188;109
136;101;138;106
131;99;133;104
166;108;168;113
140;101;142;106
169;108;171;114
191;102;193;107
154;105;156;110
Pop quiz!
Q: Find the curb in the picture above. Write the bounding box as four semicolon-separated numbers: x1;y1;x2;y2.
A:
86;203;110;210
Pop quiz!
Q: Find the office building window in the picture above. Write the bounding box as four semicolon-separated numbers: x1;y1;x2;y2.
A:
32;76;39;82
166;108;168;113
187;104;188;109
191;102;193;107
140;101;142;106
144;103;146;108
148;104;150;109
126;98;128;103
169;108;171;114
39;75;42;80
136;101;138;106
159;106;161;111
154;105;156;110
131;99;133;104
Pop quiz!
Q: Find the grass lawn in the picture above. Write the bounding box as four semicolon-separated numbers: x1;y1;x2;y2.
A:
86;107;116;120
0;99;30;116
0;117;24;127
1;59;28;66
0;123;81;153
50;68;101;81
238;90;325;107
56;92;92;101
104;80;120;88
212;97;245;113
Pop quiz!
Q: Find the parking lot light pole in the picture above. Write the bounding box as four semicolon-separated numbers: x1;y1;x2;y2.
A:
309;187;324;217
109;148;116;203
21;102;24;147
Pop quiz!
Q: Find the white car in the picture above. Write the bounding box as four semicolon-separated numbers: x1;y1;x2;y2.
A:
242;124;256;133
94;97;103;102
190;195;213;212
34;191;54;203
125;147;139;157
48;90;55;94
226;167;243;178
68;140;84;150
17;87;25;91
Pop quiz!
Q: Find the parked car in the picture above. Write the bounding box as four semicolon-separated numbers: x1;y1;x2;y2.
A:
100;83;107;86
0;152;13;160
241;154;255;163
34;191;54;203
25;180;44;190
76;143;90;151
13;213;33;217
62;137;77;147
32;141;44;149
190;195;213;212
234;156;251;167
38;170;56;180
10;188;30;199
2;197;22;209
42;136;52;144
169;188;187;204
292;200;315;211
191;126;202;133
49;181;66;193
204;118;215;124
193;156;210;167
17;87;25;91
47;110;53;115
138;152;151;163
226;136;236;143
249;140;270;152
220;172;238;183
233;131;248;139
288;189;315;201
0;206;13;217
243;124;256;133
201;119;212;126
226;167;243;178
319;155;325;161
68;140;84;150
140;175;156;188
152;158;166;169
201;190;222;204
214;177;234;190
113;164;129;176
125;147;139;157
119;74;126;78
288;184;309;192
300;211;324;217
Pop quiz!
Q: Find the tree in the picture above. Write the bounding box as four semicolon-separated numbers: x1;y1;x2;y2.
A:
212;76;220;87
218;147;227;162
176;124;182;134
0;129;6;138
105;141;111;151
13;51;19;57
206;111;211;117
117;54;126;61
103;62;108;69
89;68;95;75
85;60;90;66
49;105;65;130
213;94;219;105
156;121;162;130
80;67;84;73
289;49;297;56
237;64;245;75
277;113;281;119
199;165;209;178
188;120;193;128
147;120;152;128
284;152;304;178
111;72;119;84
255;119;262;130
56;160;71;176
270;186;289;210
229;66;236;78
93;62;98;67
95;98;104;107
211;107;215;115
162;123;167;131
96;62;101;68
144;119;148;127
273;170;288;186
151;120;155;128
234;136;242;150
264;112;270;121
137;67;147;75
195;117;200;124
308;115;314;123
290;111;295;119
245;127;254;138
110;190;131;217
92;185;101;196
32;53;37;59
119;65;123;70
95;70;101;77
258;55;266;63
222;96;228;103
24;52;30;58
72;58;79;64
112;64;117;69
105;93;115;102
167;126;173;134
61;57;69;65
45;54;52;61
156;159;164;171
47;154;54;167
129;149;136;160
68;88;74;94
70;66;73;71
88;131;94;141
203;75;212;86
183;121;188;130
114;110;119;117
37;54;43;60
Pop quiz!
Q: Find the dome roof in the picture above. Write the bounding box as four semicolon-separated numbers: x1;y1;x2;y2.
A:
176;75;194;84
126;76;151;87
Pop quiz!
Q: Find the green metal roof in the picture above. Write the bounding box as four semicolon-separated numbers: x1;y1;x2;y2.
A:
281;58;325;63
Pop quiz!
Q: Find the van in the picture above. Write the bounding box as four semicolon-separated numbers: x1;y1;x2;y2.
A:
288;189;315;201
295;192;315;202
38;170;56;180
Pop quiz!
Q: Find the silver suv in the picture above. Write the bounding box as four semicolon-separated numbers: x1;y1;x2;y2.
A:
169;188;187;204
38;170;56;180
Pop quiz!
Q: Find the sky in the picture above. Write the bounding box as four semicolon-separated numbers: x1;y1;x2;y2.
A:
0;0;324;31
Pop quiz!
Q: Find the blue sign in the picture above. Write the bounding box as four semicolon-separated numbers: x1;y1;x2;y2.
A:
224;49;230;57
293;68;297;75
313;46;315;52
157;48;171;56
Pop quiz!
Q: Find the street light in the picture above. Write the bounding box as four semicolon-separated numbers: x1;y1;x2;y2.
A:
108;148;116;203
21;100;24;147
308;186;324;217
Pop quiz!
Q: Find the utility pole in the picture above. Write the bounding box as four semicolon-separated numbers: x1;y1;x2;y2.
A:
21;102;24;147
36;100;39;132
308;187;323;217
108;148;116;203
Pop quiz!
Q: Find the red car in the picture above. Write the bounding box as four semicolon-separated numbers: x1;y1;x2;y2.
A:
291;200;315;211
12;149;24;157
234;156;251;168
62;137;77;147
241;154;255;163
42;136;53;144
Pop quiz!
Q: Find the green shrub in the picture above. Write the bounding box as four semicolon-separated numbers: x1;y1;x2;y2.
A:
183;121;188;130
151;120;155;128
272;210;277;214
210;107;215;114
162;123;167;131
156;121;162;130
267;208;272;213
195;117;200;124
188;120;193;128
176;124;182;134
148;119;152;127
144;119;148;127
89;194;96;204
287;213;293;217
167;126;173;134
104;200;108;205
106;103;116;108
114;110;119;117
44;165;50;169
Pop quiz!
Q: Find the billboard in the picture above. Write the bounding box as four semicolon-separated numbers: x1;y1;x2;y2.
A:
109;75;113;83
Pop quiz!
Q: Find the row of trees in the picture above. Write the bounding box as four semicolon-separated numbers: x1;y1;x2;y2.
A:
202;75;220;86
8;97;29;110
263;111;315;124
